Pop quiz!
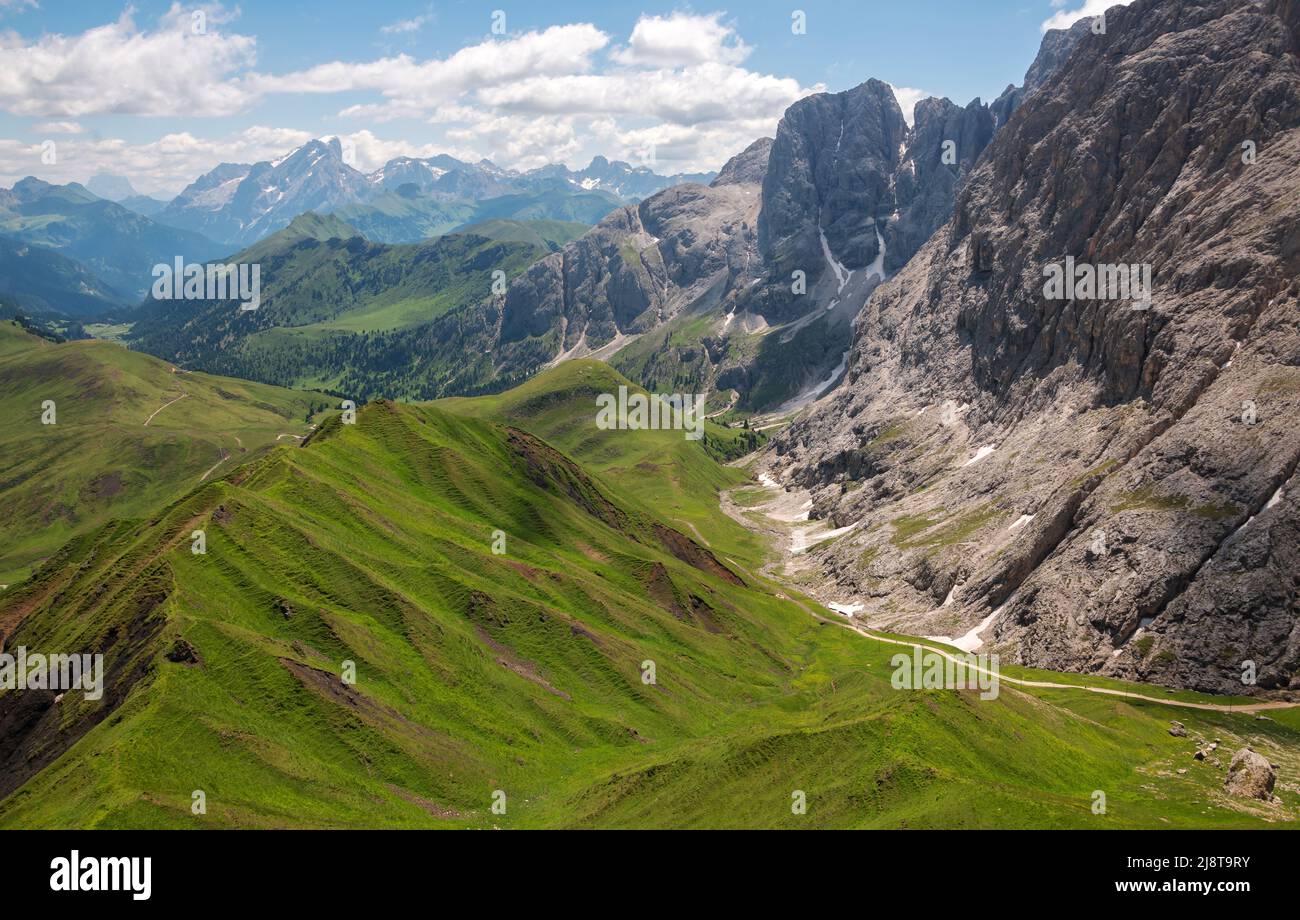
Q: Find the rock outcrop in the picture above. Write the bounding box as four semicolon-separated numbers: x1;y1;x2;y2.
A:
764;0;1300;694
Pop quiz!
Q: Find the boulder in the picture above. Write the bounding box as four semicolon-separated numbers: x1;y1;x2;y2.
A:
1224;748;1277;801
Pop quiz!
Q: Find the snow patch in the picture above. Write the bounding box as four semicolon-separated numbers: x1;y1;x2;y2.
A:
1009;514;1034;531
818;226;853;294
828;602;864;617
963;444;997;467
865;224;886;284
926;606;1001;654
792;520;860;554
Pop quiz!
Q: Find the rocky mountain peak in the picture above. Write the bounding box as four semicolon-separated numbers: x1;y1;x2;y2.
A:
766;0;1300;695
711;137;773;188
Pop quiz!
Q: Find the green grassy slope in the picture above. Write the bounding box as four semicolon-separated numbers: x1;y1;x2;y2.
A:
454;218;587;251
1;358;1296;828
0;321;328;585
125;216;569;392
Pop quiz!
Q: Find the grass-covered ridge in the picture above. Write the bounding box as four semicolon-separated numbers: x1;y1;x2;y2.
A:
1;359;1297;828
0;321;327;585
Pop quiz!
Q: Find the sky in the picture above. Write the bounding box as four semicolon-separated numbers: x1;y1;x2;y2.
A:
0;0;1133;197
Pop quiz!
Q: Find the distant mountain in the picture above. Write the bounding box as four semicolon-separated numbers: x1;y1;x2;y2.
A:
115;195;169;218
365;154;469;194
0;178;225;301
124;64;1014;412
85;173;139;202
157;141;714;248
332;181;622;245
0;235;128;317
158;138;373;248
454;218;587;251
329;186;480;244
465;184;624;226
526;155;716;202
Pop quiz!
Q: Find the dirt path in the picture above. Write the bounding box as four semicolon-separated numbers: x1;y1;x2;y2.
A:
675;519;712;547
722;479;1300;716
144;392;187;426
199;449;230;482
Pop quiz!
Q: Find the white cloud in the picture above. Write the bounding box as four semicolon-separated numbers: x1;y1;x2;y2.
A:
1042;0;1136;32
0;3;257;117
255;25;610;107
33;120;83;134
479;63;812;127
380;13;432;35
0;0;38;15
605;117;777;175
610;12;749;68
887;85;929;127
0;125;313;197
0;6;820;181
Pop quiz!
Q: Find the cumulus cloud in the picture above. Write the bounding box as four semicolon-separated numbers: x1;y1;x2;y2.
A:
0;5;821;181
256;25;610;106
336;129;475;173
1042;0;1136;32
610;12;749;67
479;63;811;127
0;3;257;117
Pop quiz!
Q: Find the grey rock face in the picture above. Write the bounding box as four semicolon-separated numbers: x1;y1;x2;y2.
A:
758;79;905;290
765;0;1300;695
457;74;999;413
750;79;992;324
497;154;765;358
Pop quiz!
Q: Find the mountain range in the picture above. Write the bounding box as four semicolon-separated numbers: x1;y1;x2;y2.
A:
145;32;1064;412
156;138;714;248
0;142;714;317
0;178;225;307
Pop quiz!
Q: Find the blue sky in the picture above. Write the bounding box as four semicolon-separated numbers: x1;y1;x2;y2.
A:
0;1;1126;195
